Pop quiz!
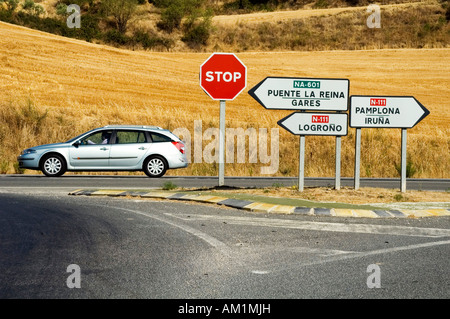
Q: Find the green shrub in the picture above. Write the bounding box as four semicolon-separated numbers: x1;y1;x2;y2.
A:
133;30;174;50
75;13;101;42
0;0;19;13
162;181;177;190
13;162;25;174
17;99;48;133
181;13;212;48
22;0;35;10
395;159;417;178
104;29;131;45
313;0;329;9
157;2;184;32
56;3;68;15
0;160;9;174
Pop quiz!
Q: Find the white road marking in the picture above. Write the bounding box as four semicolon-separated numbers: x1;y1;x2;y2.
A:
265;239;450;274
93;206;450;274
99;205;232;257
168;213;450;238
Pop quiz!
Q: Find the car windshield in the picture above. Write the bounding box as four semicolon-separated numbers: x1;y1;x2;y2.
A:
65;129;97;143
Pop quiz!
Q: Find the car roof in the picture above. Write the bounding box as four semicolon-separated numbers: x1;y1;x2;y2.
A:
101;125;165;130
99;125;180;140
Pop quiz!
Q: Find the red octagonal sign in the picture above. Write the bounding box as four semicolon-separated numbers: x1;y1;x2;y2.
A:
200;53;247;101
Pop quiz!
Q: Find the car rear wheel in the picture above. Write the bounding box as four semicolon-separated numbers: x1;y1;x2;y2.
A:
41;154;66;177
143;156;167;178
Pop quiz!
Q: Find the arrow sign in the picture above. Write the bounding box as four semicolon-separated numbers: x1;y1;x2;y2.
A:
249;77;349;111
278;112;348;136
350;96;430;128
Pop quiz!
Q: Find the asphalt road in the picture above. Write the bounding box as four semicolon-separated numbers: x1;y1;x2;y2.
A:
0;189;449;303
1;174;449;191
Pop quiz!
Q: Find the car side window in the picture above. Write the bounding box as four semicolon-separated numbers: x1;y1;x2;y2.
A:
115;130;147;144
80;130;112;145
150;133;172;143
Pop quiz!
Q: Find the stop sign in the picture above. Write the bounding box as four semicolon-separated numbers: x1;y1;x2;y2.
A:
200;53;247;100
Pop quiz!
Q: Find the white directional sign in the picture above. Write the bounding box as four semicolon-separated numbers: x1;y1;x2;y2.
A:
278;112;348;136
248;77;349;111
350;96;430;128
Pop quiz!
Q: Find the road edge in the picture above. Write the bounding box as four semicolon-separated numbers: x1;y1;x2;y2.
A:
68;189;450;219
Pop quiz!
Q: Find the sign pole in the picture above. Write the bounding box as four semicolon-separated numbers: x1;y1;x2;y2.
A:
298;135;305;191
199;53;247;187
335;136;341;190
401;128;407;192
219;100;226;186
354;128;361;190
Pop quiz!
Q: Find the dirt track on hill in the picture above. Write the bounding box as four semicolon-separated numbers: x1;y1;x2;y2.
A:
212;1;430;25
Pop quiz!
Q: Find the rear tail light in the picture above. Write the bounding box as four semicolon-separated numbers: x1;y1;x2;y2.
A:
171;141;185;154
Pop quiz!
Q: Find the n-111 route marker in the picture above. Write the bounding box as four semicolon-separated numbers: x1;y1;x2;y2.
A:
278;112;348;136
350;96;430;192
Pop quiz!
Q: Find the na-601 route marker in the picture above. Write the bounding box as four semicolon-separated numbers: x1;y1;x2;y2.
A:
349;95;430;192
248;77;349;111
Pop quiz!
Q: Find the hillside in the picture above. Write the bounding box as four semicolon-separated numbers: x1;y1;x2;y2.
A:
1;0;449;52
209;0;450;51
212;1;426;25
0;21;449;179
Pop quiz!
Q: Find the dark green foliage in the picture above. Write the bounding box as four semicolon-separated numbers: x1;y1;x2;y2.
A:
181;9;213;47
157;2;185;32
76;13;101;42
155;0;213;47
133;30;174;50
223;0;281;12
102;0;138;33
344;0;359;5
104;29;131;45
0;0;19;13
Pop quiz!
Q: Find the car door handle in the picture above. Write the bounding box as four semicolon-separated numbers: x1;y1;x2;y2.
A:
138;147;147;150
100;147;109;151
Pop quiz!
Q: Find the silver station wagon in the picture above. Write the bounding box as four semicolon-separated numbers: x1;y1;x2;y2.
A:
17;125;188;177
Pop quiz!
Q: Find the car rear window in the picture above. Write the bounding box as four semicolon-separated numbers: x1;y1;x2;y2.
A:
150;132;172;143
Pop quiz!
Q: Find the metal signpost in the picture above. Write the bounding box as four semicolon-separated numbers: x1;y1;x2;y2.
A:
249;77;350;191
277;112;348;190
350;96;430;192
200;53;247;186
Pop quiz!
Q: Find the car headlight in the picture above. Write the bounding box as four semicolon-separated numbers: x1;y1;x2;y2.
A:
22;149;36;155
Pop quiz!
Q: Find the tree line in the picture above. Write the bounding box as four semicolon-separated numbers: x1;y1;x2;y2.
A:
0;0;214;50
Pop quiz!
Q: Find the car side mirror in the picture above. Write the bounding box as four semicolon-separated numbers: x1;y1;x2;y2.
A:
73;140;81;148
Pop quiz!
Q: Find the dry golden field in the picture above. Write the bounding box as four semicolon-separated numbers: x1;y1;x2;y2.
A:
0;20;449;179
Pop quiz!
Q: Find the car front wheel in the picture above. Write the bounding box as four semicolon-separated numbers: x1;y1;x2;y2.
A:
143;156;167;178
41;154;66;177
